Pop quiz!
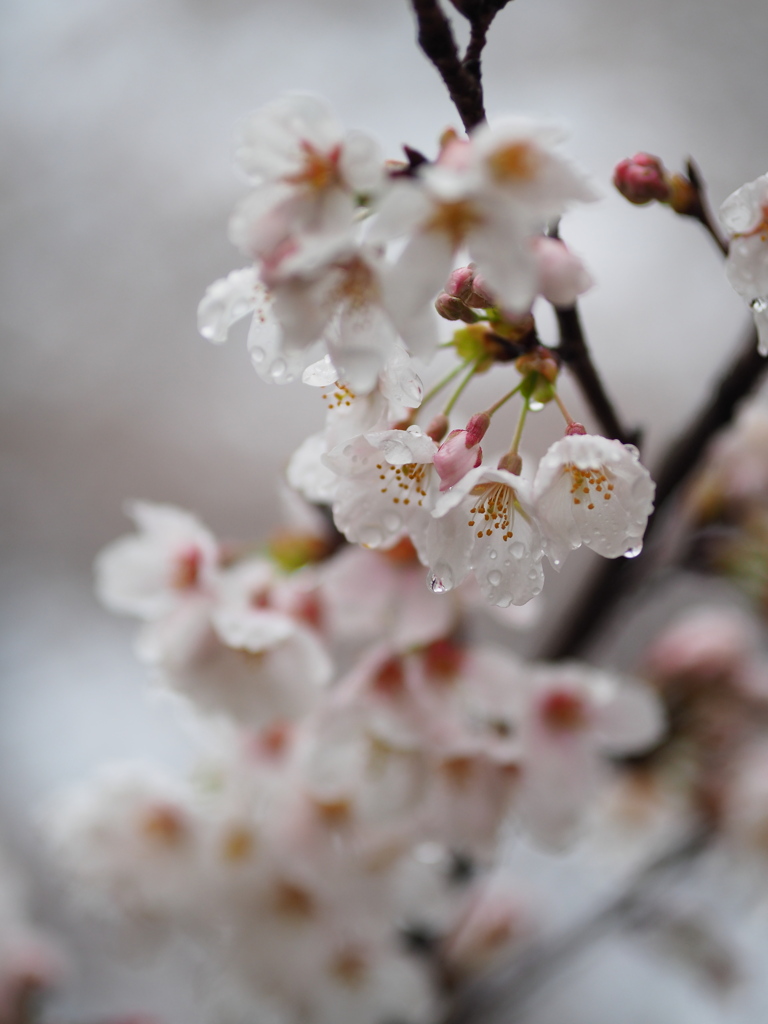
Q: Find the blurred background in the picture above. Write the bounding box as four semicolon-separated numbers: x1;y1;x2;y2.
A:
2;0;768;1018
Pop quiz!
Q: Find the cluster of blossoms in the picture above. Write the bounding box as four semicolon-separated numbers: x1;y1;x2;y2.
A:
198;94;656;608
49;502;662;1023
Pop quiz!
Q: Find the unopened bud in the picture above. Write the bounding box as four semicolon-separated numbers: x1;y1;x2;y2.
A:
446;266;476;302
435;292;478;322
613;153;671;205
465;412;490;447
426;413;449;443
497;452;523;475
515;346;559;383
435;429;483;490
565;421;587;436
468;272;495;307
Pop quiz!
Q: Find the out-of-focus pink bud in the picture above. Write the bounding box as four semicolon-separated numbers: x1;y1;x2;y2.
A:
613;153;671;205
435;292;478;322
565;421;587;436
435;427;484;491
468;272;495;307
531;237;594;307
446;266;476;302
426;413;449;443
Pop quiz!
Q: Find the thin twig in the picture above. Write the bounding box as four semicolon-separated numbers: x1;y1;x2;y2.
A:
410;0;485;131
441;824;712;1024
555;304;639;445
685;158;729;257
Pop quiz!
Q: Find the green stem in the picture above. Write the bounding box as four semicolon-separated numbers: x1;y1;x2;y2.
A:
485;380;524;418
443;360;479;417
508;394;530;456
552;390;575;426
421;360;469;408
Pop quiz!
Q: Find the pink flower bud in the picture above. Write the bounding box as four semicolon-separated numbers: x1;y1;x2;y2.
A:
446;266;476;302
435;429;483;491
465;412;490;447
531;237;594;307
613;153;670;205
468;272;495;307
565;421;587;436
435;292;478;322
426;413;449;443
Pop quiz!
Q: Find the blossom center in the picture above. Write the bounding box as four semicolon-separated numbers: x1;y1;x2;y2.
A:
539;689;588;731
486;141;540;184
171;546;203;590
375;460;429;508
284;140;342;192
467;482;516;541
568;464;614;510
323;381;356;410
737;203;768;242
426;199;484;248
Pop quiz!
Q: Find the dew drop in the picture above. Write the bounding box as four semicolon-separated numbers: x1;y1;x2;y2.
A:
429;563;454;594
510;542;525;558
623;541;643;559
250;346;266;365
489;550;498;560
527;569;539;580
487;569;502;586
360;526;384;547
270;357;287;381
384;513;401;531
751;297;768;314
528;399;545;412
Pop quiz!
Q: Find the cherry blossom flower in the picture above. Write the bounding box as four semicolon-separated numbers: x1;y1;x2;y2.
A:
533;433;655;568
530;236;594;307
374;118;597;327
430;466;545;607
138;557;333;727
518;665;663;846
94;501;220;620
229;93;383;262
325;425;439;555
720;172;768;355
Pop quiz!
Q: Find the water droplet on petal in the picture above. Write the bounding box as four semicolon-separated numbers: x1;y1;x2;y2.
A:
751;297;768;314
527;569;539;580
487;569;502;586
270;358;287;381
510;542;525;558
250;346;265;365
429;563;454;593
489;549;497;560
384;513;401;531
623;541;643;559
360;526;384;547
528;399;545;412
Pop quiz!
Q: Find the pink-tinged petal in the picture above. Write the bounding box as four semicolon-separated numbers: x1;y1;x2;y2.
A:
532;236;594;307
594;680;664;755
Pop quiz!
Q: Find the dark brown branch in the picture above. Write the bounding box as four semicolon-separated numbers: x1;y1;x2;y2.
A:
545;322;766;662
441;824;712;1024
684;158;729;258
555;304;639;446
410;0;486;132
